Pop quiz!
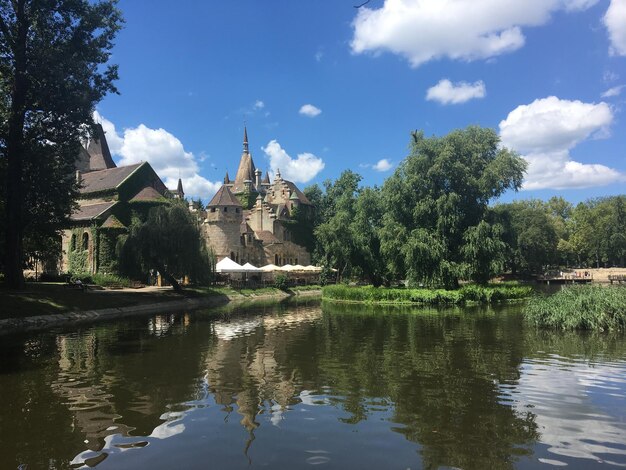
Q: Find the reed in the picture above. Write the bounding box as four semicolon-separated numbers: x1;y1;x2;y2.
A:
524;285;626;331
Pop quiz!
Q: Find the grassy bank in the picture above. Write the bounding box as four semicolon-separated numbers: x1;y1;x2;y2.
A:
524;285;626;331
322;283;533;305
0;283;320;320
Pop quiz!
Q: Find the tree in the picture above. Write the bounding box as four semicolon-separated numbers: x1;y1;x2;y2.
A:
118;202;213;293
380;127;526;288
494;201;559;274
0;0;122;288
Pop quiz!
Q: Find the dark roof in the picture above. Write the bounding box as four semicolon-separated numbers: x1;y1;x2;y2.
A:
207;185;242;207
262;172;270;184
283;180;311;205
101;214;126;229
176;178;184;194
130;186;167;202
256;230;281;244
71;201;117;221
79;163;143;194
85;124;117;171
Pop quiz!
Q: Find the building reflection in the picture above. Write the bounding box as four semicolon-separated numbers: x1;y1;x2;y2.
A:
46;301;548;469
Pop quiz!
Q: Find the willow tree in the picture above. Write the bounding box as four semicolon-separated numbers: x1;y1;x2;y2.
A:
381;127;526;288
0;0;122;288
118;203;214;293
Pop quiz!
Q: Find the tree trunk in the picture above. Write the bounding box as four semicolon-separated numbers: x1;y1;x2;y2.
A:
4;0;29;289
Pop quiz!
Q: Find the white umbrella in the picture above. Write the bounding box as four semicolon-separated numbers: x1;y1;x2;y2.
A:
215;257;245;273
260;264;279;272
304;265;322;272
242;262;261;272
292;265;306;271
279;264;295;271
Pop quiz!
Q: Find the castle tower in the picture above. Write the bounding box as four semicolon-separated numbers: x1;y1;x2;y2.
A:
232;126;257;194
203;185;244;262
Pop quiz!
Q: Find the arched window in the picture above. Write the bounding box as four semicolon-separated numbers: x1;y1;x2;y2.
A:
82;232;89;251
70;234;76;251
275;254;279;265
230;251;235;260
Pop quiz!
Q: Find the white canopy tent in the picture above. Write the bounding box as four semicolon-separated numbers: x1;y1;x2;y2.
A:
260;264;279;272
215;257;245;273
241;262;262;272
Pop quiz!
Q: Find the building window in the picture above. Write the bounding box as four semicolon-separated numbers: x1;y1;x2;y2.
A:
70;234;76;251
82;232;89;251
210;207;216;213
236;208;240;213
295;258;298;265
230;251;235;260
224;207;228;212
275;254;279;265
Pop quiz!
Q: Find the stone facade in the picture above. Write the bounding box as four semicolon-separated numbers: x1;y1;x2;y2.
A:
199;128;312;266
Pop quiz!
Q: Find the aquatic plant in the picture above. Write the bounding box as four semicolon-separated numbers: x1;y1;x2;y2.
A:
322;284;532;305
524;285;626;331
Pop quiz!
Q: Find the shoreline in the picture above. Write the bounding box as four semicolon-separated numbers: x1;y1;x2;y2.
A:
0;288;321;336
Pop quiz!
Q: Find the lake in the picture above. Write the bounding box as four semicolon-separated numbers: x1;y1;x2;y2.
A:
1;299;625;469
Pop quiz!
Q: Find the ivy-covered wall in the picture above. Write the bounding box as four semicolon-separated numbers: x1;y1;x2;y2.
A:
67;227;93;273
97;230;121;273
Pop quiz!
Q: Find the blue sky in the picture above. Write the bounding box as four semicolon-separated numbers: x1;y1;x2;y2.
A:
96;0;626;203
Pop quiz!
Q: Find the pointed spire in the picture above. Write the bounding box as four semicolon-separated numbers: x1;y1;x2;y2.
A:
177;178;184;198
243;125;249;154
224;171;231;184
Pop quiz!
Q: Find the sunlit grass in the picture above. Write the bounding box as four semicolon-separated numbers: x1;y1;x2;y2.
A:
524;285;626;331
322;284;533;305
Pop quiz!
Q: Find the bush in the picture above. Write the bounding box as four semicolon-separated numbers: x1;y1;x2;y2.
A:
322;283;532;305
273;274;289;291
524;285;626;331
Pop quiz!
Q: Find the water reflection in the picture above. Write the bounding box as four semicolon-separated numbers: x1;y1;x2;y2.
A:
0;301;625;469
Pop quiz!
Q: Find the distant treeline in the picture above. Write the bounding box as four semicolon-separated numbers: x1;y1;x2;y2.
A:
297;126;625;288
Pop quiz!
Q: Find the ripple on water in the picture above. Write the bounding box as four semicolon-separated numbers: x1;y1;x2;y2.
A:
508;356;626;465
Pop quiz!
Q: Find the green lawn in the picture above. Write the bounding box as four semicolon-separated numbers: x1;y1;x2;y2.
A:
0;283;200;320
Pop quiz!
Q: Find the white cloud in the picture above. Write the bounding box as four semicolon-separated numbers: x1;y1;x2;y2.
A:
499;96;624;190
93;112;221;200
373;159;394;172
601;85;625;98
299;104;322;117
254;100;265;110
262;140;325;183
426;79;486;104
604;0;626;56
351;0;598;67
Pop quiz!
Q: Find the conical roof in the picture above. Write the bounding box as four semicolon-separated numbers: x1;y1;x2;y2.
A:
207;185;242;207
85;123;116;171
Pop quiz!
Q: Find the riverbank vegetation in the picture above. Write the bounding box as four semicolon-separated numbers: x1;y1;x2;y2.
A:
322;284;532;305
1;282;320;320
303;128;625;288
524;285;626;331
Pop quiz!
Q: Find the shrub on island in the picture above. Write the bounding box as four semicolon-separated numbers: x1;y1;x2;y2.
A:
322;283;532;305
524;285;626;331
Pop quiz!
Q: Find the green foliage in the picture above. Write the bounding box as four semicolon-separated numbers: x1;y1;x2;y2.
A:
68;249;88;273
494;200;559;273
570;196;626;268
0;0;123;287
524;286;626;331
117;202;213;288
322;284;532;305
380;127;526;288
273;274;288;291
70;272;131;288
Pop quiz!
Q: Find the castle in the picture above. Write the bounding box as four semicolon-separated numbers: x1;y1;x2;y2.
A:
60;125;312;275
200;127;312;267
